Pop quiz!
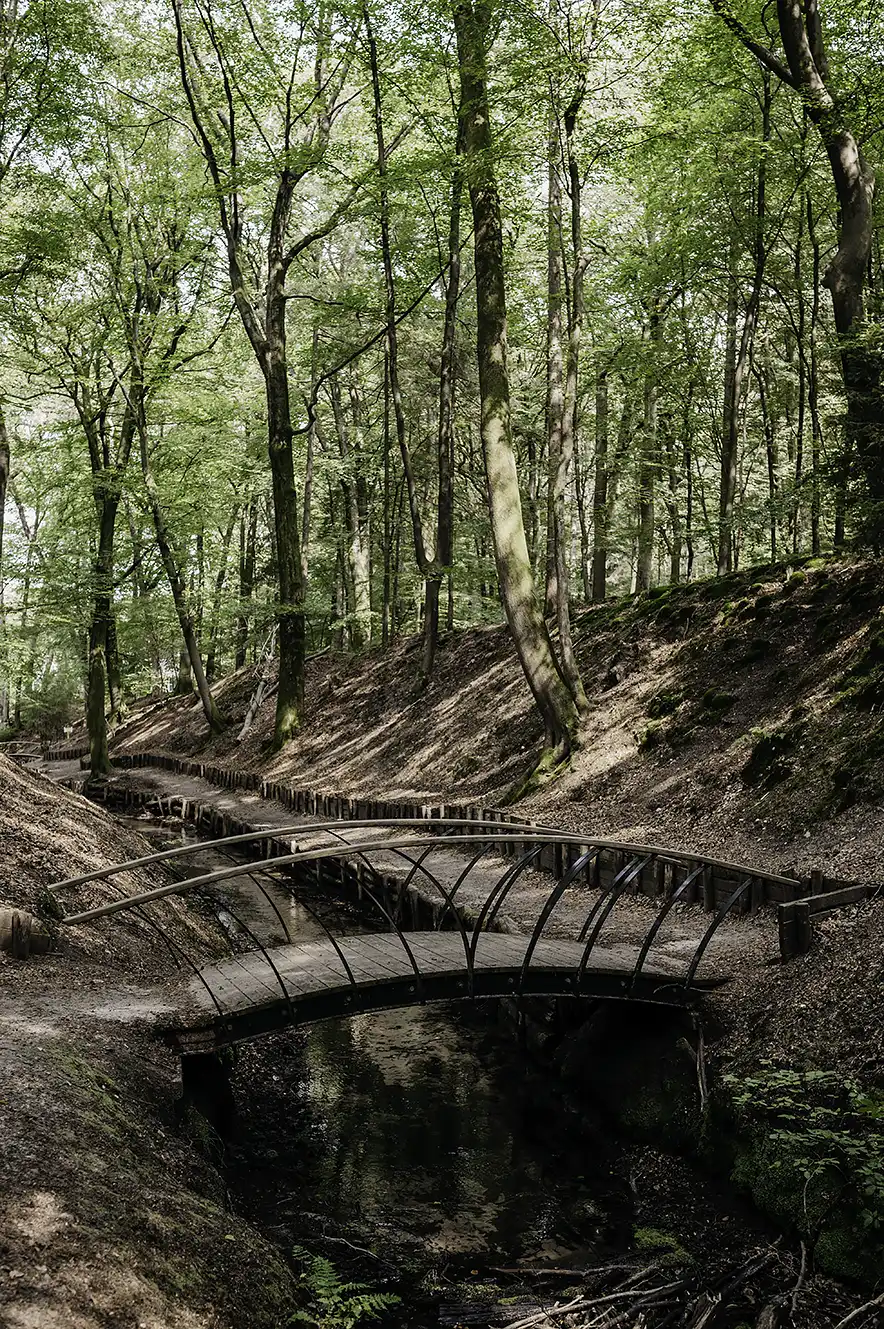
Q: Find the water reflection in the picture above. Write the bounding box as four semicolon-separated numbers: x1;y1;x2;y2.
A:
232;1003;630;1270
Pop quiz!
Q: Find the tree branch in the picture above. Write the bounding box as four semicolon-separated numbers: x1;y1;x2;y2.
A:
709;0;798;88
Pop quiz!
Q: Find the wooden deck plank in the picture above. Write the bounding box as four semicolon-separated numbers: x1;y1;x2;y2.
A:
179;929;697;1034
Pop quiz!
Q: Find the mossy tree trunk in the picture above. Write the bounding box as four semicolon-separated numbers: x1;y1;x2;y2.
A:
453;0;580;768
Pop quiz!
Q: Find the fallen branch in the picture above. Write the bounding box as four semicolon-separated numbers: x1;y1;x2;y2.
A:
693;1013;709;1113
834;1290;884;1329
505;1281;684;1329
503;1295;585;1329
790;1241;808;1314
237;629;277;742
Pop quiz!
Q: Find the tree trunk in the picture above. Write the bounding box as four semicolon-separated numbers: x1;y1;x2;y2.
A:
105;610;123;726
423;128;463;681
719;244;739;575
87;492;117;778
0;403;10;728
793;205;806;554
556;75;589;712
140;429;224;732
236;497;258;670
636;307;660;592
807;192;823;554
713;0;879;533
381;350;392;647
0;404;8;598
264;312;306;747
453;0;579;768
544;115;563;621
591;365;609;601
330;377;371;651
754;362;779;562
206;508;237;682
302;326;319;585
366;9;450;681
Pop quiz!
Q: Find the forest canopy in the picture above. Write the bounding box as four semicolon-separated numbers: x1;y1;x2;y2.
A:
0;0;881;775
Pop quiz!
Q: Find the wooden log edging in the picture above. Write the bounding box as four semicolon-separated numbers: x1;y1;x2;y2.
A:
102;749;832;918
62;755;881;961
74;780;490;940
45;739;91;761
777;879;881;959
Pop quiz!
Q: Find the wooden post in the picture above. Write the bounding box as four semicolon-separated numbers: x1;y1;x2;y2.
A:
778;900;813;959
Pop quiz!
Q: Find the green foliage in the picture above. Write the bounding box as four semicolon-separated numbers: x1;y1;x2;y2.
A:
288;1247;400;1329
724;1068;884;1237
633;1227;692;1265
701;689;737;718
647;689;683;719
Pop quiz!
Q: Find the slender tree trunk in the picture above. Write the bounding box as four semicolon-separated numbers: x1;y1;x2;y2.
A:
719;243;739;575
793;204;806;554
264;298;306;747
719;75;769;573
423;131;463;680
87;493;118;778
557;75;589;711
0;404;10;728
105;611;123;725
807;192;823;554
366;9;448;680
382;350;392;647
236;497;258;669
544;114;563;620
453;0;579;767
755;362;779;562
636;307;660;592
591;366;609;601
713;1;879;532
330;377;371;651
0;404;8;596
684;423;695;581
139;427;224;732
206;508;237;682
574;441;591;602
302;326;319;585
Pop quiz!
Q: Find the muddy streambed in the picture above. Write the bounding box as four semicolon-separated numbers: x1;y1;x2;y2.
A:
116;812;771;1324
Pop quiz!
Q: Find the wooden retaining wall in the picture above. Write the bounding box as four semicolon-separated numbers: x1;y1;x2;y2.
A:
57;748;880;960
104;750;813;915
82;781;474;939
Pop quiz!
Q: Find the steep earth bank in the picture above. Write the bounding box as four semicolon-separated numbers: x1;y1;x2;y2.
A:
0;755;296;1328
112;555;884;886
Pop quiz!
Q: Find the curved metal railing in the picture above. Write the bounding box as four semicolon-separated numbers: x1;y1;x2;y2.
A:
47;815;778;1026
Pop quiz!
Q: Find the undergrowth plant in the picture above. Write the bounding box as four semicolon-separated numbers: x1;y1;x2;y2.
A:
724;1067;884;1236
289;1246;400;1329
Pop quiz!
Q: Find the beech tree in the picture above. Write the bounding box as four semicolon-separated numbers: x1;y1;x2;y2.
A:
453;0;581;775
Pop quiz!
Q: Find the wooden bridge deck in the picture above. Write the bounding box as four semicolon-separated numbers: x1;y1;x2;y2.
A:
168;931;720;1053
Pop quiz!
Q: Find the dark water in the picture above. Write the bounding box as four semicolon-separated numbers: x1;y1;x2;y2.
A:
121;815;634;1297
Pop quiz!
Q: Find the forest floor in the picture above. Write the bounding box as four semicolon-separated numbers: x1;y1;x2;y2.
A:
0;754;296;1329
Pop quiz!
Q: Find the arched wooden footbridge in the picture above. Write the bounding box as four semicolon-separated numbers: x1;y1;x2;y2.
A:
45;813;797;1054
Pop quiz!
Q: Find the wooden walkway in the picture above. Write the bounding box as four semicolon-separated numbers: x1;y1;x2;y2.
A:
168;931;719;1053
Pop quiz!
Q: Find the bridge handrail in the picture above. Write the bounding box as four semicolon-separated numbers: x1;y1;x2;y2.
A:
60;834;601;924
48;816;801;898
